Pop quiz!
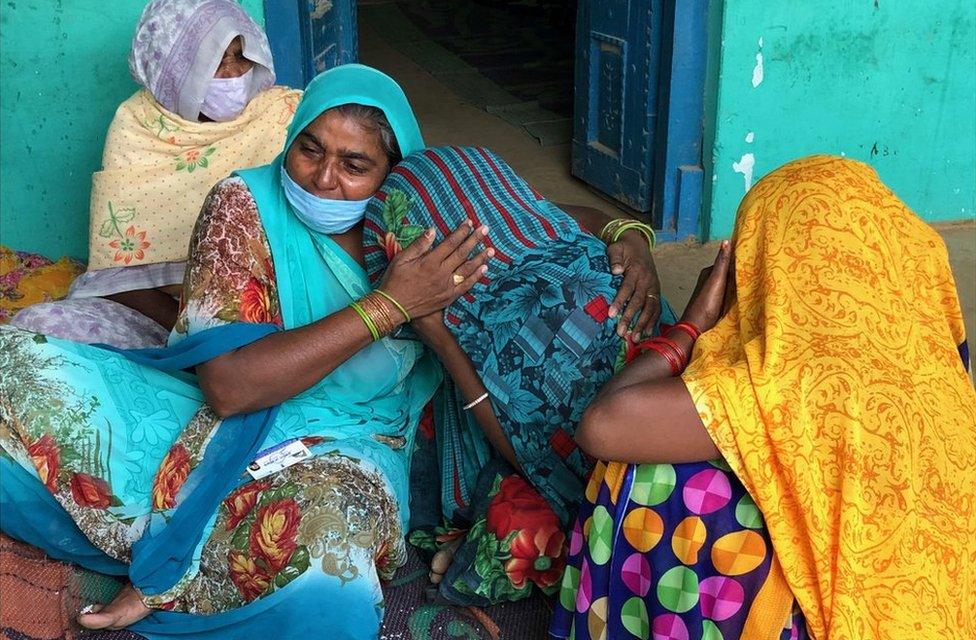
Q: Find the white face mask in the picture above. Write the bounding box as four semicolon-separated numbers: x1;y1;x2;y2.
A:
200;68;253;122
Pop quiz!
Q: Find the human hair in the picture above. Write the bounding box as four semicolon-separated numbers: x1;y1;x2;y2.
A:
330;103;402;167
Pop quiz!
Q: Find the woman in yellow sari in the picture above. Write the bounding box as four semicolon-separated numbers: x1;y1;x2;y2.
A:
555;155;974;639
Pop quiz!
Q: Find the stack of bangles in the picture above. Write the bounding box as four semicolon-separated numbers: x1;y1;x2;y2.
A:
599;218;657;252
349;289;411;340
637;321;703;376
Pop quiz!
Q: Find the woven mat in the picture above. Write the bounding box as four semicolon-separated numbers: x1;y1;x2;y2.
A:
0;535;551;640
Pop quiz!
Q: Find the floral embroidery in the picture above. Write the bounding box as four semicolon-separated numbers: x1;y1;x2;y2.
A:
504;527;565;589
152;443;192;510
228;550;271;602
96;202;152;265
176;146;216;172
223;481;271;530
108;226;152;265
70;472;114;509
380;189;424;259
26;434;60;493
238;276;277;323
142;112;181;141
249;498;302;572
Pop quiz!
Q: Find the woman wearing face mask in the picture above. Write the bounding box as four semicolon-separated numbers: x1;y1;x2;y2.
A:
0;64;485;639
11;0;300;349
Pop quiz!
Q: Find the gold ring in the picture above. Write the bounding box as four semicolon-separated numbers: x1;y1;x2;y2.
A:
452;273;465;285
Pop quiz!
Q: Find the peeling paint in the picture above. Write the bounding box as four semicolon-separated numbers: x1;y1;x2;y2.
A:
732;153;756;193
745;131;755;143
752;37;764;88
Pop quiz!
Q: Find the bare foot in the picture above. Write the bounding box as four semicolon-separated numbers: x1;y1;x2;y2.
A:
78;584;151;630
429;538;463;585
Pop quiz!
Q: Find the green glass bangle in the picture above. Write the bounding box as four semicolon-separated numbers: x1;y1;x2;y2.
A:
374;289;411;322
350;301;380;341
612;221;657;251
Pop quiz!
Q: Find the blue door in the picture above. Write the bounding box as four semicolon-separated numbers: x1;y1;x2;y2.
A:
264;0;358;88
574;0;709;241
572;0;664;214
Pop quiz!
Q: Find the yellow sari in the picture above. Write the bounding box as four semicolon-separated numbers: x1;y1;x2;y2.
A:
683;156;975;639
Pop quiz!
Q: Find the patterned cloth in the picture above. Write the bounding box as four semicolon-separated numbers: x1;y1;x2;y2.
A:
87;85;299;272
0;247;84;323
549;460;807;640
681;156;975;639
362;146;675;606
0;176;429;639
11;297;169;349
128;0;275;121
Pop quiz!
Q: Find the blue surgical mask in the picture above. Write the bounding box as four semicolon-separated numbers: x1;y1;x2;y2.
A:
280;165;372;234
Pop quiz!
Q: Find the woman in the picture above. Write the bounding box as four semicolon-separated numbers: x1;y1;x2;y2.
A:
552;156;975;639
0;65;490;638
360;146;673;606
11;0;300;348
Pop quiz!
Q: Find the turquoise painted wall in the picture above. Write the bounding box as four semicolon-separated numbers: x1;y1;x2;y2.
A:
702;0;976;240
0;0;265;260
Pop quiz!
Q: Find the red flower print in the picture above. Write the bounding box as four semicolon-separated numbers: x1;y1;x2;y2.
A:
228;550;271;602
152;444;191;510
249;499;301;572
382;232;402;260
374;540;391;573
418;402;435;440
239;277;274;323
185;150;200;162
108;226;151;265
27;434;60;493
504;527;566;589
223;480;270;530
486;475;559;538
70;473;112;509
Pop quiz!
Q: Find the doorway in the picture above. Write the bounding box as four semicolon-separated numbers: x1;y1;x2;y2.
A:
264;0;709;242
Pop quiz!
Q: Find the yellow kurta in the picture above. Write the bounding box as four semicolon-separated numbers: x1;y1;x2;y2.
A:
683;156;975;639
87;86;301;271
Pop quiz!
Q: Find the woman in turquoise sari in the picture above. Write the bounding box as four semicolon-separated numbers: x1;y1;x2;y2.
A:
0;65;489;638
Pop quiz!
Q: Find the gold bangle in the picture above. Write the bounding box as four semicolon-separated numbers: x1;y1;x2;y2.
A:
599;218;628;243
374;289;411;322
360;292;402;338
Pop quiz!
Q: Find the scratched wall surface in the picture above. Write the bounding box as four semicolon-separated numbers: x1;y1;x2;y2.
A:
702;0;976;240
0;0;264;260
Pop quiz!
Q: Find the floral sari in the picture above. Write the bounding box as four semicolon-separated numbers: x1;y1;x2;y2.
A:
0;65;438;639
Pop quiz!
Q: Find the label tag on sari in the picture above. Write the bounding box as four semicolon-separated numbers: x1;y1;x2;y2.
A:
246;439;311;480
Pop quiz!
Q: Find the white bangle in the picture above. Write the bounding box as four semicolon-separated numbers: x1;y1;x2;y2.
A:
462;392;489;411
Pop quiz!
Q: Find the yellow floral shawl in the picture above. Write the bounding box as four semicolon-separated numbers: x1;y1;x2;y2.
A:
87;86;301;271
683;156;975;639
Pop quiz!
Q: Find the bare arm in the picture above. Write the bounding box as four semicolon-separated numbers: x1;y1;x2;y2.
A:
198;222;491;417
575;241;733;464
414;316;522;472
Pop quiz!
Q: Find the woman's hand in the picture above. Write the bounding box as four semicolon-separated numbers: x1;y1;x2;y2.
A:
680;241;733;333
380;221;494;320
607;230;662;337
411;310;451;345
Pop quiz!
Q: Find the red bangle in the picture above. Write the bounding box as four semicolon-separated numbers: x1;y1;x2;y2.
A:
639;337;687;376
659;336;688;370
668;321;702;341
642;341;680;375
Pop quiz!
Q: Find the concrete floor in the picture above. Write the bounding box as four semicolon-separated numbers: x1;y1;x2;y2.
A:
359;17;976;340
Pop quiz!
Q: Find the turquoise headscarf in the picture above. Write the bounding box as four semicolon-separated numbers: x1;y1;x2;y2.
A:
234;60;438;489
282;62;424;158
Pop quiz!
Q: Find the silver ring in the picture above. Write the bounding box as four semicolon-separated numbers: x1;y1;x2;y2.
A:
646;293;659;301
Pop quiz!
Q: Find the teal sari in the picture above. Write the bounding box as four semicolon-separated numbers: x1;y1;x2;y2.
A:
0;64;437;639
